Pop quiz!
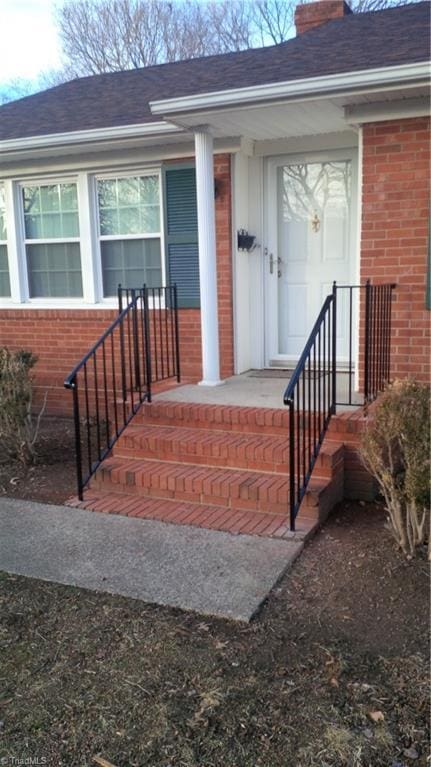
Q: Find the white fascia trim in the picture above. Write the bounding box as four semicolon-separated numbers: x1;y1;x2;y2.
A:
345;95;430;123
150;62;430;115
0;121;184;153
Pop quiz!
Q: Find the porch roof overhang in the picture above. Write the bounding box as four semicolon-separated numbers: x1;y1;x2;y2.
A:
149;62;430;143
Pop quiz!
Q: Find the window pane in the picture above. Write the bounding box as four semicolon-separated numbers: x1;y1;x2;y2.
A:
0;244;10;297
101;238;162;296
98;175;160;236
27;242;83;297
23;182;79;239
117;177;140;204
141;205;160;232
40;185;60;212
119;206;141;235
139;175;159;205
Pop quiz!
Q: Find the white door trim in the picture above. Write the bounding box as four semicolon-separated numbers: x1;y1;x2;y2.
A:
263;148;358;367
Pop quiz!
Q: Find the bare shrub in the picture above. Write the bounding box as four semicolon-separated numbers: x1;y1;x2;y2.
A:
360;379;430;558
0;348;47;465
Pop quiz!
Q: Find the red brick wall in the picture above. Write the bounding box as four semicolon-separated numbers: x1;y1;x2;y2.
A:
361;117;430;383
0;153;234;415
215;153;234;379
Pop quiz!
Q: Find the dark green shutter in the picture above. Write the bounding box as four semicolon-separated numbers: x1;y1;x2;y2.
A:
164;165;200;308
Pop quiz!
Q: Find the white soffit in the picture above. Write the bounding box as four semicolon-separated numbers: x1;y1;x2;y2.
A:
162;87;429;141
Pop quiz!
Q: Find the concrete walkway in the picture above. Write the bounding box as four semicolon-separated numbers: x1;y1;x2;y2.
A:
0;497;303;622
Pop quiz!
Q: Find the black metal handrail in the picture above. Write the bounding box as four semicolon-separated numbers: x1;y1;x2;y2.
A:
284;280;395;530
333;281;396;406
64;285;180;500
284;286;337;531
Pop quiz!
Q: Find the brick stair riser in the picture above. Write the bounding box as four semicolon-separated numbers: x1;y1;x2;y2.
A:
137;402;314;436
300;465;344;519
115;445;289;474
112;426;341;478
113;427;289;474
91;463;290;515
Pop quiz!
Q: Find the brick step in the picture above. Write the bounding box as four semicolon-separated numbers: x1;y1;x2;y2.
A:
91;452;341;516
137;400;312;436
69;490;319;541
114;424;344;478
114;423;289;473
91;457;290;514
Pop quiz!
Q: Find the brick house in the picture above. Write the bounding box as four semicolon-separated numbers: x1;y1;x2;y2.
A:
0;1;429;533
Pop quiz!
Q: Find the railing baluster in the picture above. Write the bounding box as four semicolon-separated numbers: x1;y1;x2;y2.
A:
102;340;110;451
93;354;101;460
164;288;170;378
83;362;92;476
158;287;164;380
288;398;295;531
71;379;83;500
174;284;181;382
364;279;371;402
110;331;119;438
126;302;135;412
332;284;337;413
143;286;152;401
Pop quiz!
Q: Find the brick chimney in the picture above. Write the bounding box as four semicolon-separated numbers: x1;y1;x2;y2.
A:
295;1;352;35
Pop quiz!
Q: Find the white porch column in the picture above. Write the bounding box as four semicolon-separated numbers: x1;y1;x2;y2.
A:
194;129;223;386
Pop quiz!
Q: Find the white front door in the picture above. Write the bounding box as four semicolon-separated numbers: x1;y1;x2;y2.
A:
265;151;357;366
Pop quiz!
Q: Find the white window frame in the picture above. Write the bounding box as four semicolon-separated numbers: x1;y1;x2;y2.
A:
20;176;85;305
95;167;166;307
0;165;166;310
0;182;11;299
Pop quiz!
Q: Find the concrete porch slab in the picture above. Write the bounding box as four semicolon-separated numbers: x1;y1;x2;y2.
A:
0;497;303;622
157;371;362;410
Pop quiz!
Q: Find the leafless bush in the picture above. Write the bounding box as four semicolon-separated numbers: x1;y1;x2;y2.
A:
360;379;430;558
0;348;47;465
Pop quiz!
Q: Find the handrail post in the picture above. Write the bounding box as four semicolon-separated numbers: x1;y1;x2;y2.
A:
173;283;181;383
118;283;123;314
332;281;337;413
143;285;152;402
71;378;84;501
131;288;141;392
288;398;296;531
364;279;371;403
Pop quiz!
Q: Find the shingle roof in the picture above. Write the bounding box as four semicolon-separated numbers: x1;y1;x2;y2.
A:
0;1;429;141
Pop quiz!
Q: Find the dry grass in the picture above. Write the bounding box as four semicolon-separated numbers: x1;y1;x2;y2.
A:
0;503;429;767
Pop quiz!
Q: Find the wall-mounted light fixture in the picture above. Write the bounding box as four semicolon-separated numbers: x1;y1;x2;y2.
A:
237;229;257;252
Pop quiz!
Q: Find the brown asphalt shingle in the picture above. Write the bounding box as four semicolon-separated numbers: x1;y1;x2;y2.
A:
0;1;429;142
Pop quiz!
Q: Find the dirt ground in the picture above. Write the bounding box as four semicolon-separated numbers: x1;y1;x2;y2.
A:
0;496;429;767
0;417;77;504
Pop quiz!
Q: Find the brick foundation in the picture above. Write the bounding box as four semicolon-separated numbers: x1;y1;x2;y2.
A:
361;117;430;384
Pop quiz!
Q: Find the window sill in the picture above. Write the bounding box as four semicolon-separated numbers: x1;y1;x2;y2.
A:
0;299;117;311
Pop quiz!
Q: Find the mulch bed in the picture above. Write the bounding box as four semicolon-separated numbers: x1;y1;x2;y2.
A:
0;495;429;767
